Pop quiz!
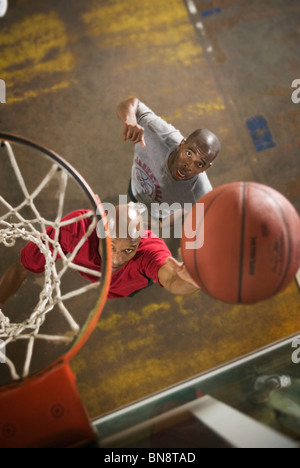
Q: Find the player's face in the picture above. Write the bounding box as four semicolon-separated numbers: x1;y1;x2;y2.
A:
98;237;140;274
169;139;213;181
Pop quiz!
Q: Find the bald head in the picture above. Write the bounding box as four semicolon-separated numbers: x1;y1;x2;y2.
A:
97;203;144;273
186;129;221;163
103;203;144;241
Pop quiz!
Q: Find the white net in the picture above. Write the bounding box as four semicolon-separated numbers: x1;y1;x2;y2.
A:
0;141;106;382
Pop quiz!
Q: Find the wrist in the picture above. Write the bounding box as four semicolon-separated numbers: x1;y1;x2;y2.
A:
124;115;137;126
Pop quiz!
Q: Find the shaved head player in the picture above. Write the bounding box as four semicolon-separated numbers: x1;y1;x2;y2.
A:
117;97;221;223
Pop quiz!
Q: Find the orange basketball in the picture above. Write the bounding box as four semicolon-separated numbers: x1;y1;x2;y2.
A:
181;182;300;304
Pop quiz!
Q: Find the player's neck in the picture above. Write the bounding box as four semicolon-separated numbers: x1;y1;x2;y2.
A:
167;148;177;171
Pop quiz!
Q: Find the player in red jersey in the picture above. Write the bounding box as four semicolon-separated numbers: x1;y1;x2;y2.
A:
0;204;200;307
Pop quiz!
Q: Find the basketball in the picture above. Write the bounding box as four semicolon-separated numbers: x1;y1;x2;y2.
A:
181;182;300;304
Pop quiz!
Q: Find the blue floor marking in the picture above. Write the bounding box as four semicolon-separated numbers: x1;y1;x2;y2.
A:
201;8;222;17
246;116;276;152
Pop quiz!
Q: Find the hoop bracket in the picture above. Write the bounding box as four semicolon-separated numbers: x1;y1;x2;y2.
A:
0;361;96;448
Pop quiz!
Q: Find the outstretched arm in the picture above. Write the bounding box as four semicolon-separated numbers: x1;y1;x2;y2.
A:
158;257;200;296
116;97;146;147
0;259;29;309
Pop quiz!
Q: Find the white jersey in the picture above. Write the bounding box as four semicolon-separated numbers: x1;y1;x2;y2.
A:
131;102;212;219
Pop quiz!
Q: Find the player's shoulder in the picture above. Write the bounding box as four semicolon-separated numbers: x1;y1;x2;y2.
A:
139;230;171;252
60;209;95;233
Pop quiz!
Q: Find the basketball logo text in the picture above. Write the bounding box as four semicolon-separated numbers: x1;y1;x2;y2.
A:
249;237;257;275
291;336;300;364
0;79;5;103
291;79;300;104
0;339;6;363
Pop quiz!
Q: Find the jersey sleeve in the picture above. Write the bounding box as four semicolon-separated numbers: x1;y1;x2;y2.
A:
194;172;213;200
137;102;183;149
21;210;92;274
21;225;57;273
139;232;172;285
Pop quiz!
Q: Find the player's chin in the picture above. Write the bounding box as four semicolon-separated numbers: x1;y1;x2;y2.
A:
173;169;187;181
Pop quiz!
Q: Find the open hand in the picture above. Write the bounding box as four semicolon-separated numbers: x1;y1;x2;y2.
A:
166;256;200;290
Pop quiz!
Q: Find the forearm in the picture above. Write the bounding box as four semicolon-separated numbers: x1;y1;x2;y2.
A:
163;271;200;296
158;263;200;296
0;259;30;309
116;97;145;146
158;266;200;296
116;97;139;124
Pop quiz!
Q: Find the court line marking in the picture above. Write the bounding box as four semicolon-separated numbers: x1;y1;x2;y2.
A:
186;0;197;15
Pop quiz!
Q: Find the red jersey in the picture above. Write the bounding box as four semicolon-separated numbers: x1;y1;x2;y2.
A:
20;209;171;299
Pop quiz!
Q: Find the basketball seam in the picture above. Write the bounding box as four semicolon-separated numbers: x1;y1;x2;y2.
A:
238;183;247;303
192;183;244;297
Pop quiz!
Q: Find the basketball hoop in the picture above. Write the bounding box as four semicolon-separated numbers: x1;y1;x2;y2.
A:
0;133;112;447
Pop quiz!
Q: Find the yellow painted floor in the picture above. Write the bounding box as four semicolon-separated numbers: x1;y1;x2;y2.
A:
0;0;299;421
